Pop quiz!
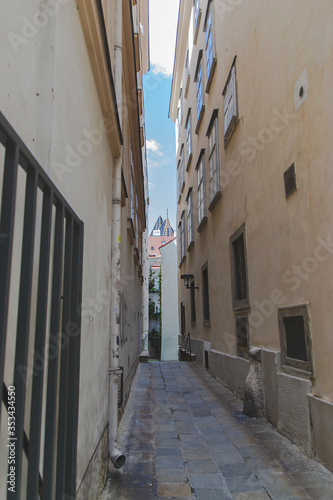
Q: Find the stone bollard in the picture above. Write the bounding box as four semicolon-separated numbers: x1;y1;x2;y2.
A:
243;347;265;418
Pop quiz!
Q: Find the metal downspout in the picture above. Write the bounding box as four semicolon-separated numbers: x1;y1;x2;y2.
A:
108;0;125;469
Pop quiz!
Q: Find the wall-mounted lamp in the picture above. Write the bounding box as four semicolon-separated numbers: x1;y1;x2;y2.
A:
181;274;199;290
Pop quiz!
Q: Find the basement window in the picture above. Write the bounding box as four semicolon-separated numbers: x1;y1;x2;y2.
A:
235;313;249;357
278;304;313;374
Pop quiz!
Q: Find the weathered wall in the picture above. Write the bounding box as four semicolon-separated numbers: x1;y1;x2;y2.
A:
171;0;333;471
0;0;147;497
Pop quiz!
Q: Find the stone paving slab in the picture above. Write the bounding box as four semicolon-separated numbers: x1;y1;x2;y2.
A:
100;362;333;500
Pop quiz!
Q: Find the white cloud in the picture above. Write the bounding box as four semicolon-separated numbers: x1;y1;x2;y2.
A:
149;0;179;77
146;139;163;156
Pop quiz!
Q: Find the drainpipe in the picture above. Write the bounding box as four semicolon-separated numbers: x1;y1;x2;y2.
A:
108;0;125;469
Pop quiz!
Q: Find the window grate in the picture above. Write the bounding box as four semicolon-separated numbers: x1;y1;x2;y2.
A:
236;315;249;356
233;234;247;301
284;163;297;198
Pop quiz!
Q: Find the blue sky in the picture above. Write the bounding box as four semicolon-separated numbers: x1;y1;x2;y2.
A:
143;0;179;234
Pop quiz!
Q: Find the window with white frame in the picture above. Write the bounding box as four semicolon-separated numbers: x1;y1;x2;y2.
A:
186;188;194;249
194;51;204;132
130;150;134;221
205;1;216;90
185;49;190;97
196;151;206;228
180;145;185;192
135;189;139;244
223;61;238;145
178;211;186;264
194;0;201;42
177;146;185;202
176;87;183;139
208;112;220;205
186;111;192;169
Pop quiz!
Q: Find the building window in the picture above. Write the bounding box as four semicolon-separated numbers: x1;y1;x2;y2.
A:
235;314;249;357
223;59;238;146
196;150;207;231
185;49;190;98
185;110;192;170
202;263;210;324
207;111;221;210
190;280;196;326
176;87;183;140
278;304;313;374
204;1;217;92
130;147;135;221
194;0;201;44
186;188;194;250
230;224;249;309
194;51;205;133
177;145;185;203
180;302;186;335
178;211;186;265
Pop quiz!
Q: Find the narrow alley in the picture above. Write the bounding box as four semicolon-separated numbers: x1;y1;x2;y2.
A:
101;362;333;500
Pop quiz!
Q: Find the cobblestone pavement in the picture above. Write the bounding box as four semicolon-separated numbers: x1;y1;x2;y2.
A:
100;362;333;500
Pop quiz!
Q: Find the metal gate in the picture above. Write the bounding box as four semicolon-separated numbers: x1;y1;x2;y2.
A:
0;112;84;499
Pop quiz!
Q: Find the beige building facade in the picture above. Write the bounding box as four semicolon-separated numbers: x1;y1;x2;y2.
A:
170;0;333;471
0;0;149;498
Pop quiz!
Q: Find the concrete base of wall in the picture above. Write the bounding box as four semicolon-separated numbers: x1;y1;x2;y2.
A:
77;427;108;500
261;350;280;426
277;372;313;456
178;336;333;473
309;395;333;472
205;349;249;399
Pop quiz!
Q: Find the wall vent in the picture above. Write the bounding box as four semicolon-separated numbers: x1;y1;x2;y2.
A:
284;163;297;198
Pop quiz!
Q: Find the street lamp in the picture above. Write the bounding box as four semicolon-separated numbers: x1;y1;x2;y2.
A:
181;274;199;290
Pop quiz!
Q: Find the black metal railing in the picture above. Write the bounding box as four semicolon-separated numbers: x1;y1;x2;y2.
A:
0;111;84;499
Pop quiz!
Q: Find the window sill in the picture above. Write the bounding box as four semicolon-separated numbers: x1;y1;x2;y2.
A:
197;216;208;233
208;190;222;212
232;301;250;312
187;240;194;253
203;320;211;327
195;105;205;135
205;58;217;94
281;364;313;380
